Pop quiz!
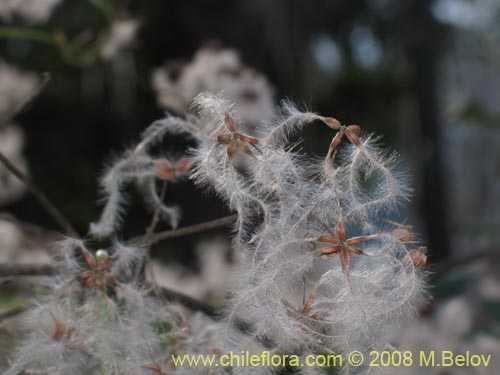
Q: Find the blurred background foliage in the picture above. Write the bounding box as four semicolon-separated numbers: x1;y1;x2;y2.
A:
0;0;449;257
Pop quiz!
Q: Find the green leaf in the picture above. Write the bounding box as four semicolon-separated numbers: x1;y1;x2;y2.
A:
87;0;116;21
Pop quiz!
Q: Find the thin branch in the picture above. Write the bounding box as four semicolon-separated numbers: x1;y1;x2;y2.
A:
148;214;237;245
129;214;238;246
0;263;56;277
0;27;100;68
0;27;57;46
0;287;217;320
0;150;78;237
0;213;62;243
144;181;168;301
0;305;30;321
0;214;236;317
0;73;50;127
0;214;237;278
144;181;168;243
0;263;217;317
430;247;500;282
156;287;218;317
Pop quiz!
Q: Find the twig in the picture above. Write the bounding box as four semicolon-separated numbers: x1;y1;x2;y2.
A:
144;181;168;243
3;244;498;284
0;213;62;242
0;263;56;277
144;181;168;300
0;214;237;278
0;288;217;320
0;73;50;126
0;263;217;316
156;287;218;317
430;247;500;282
0;214;236;317
0;305;30;321
0;27;57;46
0;150;78;237
134;214;238;245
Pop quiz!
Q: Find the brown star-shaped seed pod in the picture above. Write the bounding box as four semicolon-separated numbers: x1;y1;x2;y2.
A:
155;156;192;181
51;320;74;342
322;117;362;160
408;247;427;269
217;112;260;158
284;285;327;332
77;247;119;291
313;211;370;276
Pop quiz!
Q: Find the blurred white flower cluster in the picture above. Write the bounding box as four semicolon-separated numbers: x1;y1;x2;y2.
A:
0;125;28;205
0;61;37;205
443;123;500;256
0;0;60;24
101;19;139;60
388;295;500;375
0;219;51;265
152;45;276;124
0;61;39;121
153;237;237;303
